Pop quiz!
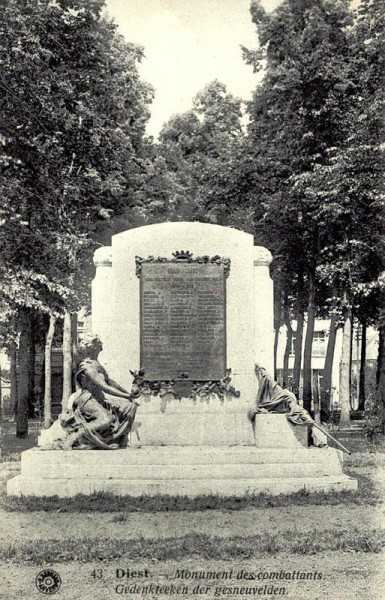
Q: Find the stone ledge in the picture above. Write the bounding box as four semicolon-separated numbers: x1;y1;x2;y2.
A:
7;474;357;498
7;445;356;498
22;446;342;466
17;461;343;481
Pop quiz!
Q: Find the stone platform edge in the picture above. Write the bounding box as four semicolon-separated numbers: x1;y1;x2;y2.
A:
7;474;357;498
7;445;358;498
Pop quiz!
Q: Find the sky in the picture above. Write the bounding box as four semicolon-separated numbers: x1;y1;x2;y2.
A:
104;0;283;137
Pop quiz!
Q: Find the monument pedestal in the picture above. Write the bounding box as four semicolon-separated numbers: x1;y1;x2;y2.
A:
7;445;356;498
254;414;309;448
8;416;356;498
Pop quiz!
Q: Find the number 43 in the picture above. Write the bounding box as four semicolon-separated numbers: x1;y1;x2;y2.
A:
91;569;103;579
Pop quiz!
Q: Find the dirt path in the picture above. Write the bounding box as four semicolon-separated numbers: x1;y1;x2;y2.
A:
1;553;384;600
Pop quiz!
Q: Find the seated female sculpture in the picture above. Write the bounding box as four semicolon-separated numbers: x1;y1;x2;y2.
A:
57;336;140;450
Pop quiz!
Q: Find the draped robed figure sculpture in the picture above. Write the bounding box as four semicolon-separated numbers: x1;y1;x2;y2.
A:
54;336;141;450
248;364;351;454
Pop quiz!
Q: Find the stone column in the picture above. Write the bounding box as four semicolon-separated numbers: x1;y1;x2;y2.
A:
254;246;274;375
91;246;113;366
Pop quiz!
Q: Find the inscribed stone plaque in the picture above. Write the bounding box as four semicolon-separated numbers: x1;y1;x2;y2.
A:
140;261;226;380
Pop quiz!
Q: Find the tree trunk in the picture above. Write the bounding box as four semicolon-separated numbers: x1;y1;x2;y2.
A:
9;340;18;416
71;313;78;390
358;320;366;411
320;313;338;422
377;323;384;387
302;275;315;415
313;370;321;424
339;302;352;429
293;310;304;394
376;324;385;433
273;287;283;379
16;308;34;438
62;311;72;411
293;274;305;395
283;304;293;387
27;334;35;418
35;352;45;421
350;316;354;409
44;314;56;428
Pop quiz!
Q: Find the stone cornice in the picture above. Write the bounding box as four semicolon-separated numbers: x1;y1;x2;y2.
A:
254;246;273;267
93;246;112;267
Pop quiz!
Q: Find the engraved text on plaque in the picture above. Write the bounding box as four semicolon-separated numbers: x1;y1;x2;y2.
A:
140;261;226;380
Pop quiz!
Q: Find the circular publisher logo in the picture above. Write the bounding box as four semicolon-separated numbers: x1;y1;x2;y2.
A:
35;569;61;594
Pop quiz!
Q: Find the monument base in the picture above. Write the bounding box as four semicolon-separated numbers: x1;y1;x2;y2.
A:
7;446;357;498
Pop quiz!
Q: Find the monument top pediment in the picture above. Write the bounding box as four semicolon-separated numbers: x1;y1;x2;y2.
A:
112;221;254;244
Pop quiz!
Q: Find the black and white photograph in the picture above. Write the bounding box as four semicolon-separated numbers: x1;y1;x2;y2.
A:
0;0;384;598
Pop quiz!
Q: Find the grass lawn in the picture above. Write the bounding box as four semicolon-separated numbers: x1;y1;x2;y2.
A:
1;421;384;599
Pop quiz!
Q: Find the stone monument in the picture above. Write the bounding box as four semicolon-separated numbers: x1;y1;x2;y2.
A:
92;222;273;446
7;222;357;497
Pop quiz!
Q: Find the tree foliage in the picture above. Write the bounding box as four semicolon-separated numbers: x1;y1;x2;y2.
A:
235;0;384;417
0;0;153;434
155;80;246;224
0;0;153;322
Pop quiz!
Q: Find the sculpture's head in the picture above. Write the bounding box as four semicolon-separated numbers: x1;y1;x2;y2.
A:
76;334;103;362
255;364;267;382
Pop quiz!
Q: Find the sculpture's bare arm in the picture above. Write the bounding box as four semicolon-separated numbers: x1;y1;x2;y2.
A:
106;376;128;394
84;366;138;404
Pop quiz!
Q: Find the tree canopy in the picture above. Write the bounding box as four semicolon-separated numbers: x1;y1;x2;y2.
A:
156;80;245;224
0;0;154;435
0;0;153;322
229;0;384;415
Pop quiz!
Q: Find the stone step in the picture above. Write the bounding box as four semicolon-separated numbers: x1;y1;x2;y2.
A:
20;460;342;480
23;446;343;467
7;474;357;498
8;446;355;498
